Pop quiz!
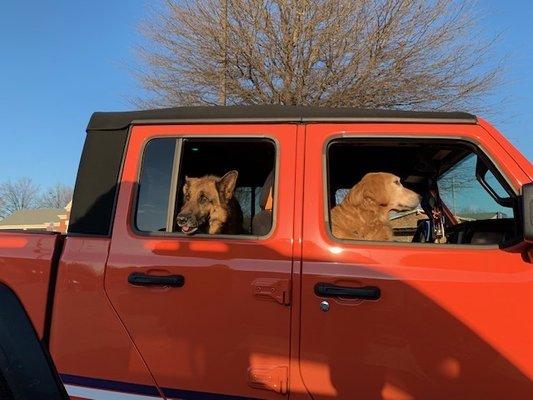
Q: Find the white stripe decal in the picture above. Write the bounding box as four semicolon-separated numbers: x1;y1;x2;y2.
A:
65;384;162;400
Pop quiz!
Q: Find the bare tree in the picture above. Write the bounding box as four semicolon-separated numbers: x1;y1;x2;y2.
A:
38;183;73;209
0;178;40;218
137;0;502;111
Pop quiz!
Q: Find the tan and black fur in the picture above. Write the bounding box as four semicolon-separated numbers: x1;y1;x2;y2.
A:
331;172;421;241
176;170;243;235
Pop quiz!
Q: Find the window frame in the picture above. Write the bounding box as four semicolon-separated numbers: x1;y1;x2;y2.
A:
132;135;279;240
323;135;521;249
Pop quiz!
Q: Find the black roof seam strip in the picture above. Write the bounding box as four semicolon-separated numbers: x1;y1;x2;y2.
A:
87;106;477;131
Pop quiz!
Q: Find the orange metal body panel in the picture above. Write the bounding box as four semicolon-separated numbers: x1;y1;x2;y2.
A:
298;122;533;399
104;124;298;398
50;237;160;392
478;118;533;180
0;231;59;337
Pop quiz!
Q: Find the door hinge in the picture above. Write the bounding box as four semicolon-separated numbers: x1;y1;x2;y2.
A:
252;278;291;306
248;366;288;394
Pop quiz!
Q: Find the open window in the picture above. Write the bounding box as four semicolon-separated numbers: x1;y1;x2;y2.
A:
327;139;519;246
135;137;276;237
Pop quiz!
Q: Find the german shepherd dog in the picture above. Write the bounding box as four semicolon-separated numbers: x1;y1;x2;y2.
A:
176;170;243;235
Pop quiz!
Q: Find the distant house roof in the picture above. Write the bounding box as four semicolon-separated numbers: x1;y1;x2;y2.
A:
456;211;508;220
0;208;67;227
389;209;427;230
389;209;426;221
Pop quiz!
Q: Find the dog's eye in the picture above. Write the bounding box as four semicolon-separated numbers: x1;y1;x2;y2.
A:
199;194;209;204
395;180;402;186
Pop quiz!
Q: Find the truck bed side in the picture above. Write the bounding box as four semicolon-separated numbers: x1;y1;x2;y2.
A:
0;231;63;338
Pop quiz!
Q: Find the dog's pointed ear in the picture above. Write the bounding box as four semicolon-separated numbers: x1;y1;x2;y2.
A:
183;176;191;194
217;170;238;200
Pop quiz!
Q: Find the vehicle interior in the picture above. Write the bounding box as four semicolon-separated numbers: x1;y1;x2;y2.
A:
327;139;520;246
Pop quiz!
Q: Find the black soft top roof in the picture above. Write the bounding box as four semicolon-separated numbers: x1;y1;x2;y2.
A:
87;105;477;131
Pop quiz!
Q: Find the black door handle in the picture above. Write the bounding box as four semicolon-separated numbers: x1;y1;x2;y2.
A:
128;272;185;287
314;282;380;300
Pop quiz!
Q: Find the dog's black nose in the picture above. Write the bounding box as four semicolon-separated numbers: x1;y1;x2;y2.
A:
176;214;189;226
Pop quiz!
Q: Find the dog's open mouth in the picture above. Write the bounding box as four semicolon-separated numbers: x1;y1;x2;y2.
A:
176;215;204;235
180;225;198;235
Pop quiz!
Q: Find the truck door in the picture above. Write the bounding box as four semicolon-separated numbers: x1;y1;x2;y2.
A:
105;123;297;399
299;123;533;399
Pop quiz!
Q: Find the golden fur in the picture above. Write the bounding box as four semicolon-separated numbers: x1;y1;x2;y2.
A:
176;170;243;235
331;172;420;241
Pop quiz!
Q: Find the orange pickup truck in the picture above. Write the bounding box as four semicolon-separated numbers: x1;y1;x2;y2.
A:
1;106;532;400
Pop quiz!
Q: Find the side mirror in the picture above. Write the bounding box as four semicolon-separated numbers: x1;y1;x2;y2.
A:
522;183;533;243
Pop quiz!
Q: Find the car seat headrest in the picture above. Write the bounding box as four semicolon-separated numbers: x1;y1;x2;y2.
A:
260;170;274;211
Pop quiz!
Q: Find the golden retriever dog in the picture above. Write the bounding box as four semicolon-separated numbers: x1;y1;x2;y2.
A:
331;172;421;241
176;170;243;235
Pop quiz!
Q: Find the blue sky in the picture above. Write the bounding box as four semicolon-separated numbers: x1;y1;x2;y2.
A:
0;0;531;189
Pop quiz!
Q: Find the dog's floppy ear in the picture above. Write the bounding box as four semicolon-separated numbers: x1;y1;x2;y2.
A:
362;174;390;206
346;183;364;206
217;170;238;200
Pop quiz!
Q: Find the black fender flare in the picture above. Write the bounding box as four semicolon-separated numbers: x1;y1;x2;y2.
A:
0;283;67;399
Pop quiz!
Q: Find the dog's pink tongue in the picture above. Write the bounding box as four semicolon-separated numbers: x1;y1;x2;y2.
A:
182;226;190;233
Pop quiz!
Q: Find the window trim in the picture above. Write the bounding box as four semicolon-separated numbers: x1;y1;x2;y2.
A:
165;139;182;232
323;134;520;249
131;134;280;240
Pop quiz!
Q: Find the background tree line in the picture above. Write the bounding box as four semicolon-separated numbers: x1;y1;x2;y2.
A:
0;178;73;219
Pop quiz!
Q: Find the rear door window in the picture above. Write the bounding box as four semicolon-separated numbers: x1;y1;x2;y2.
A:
135;138;276;237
